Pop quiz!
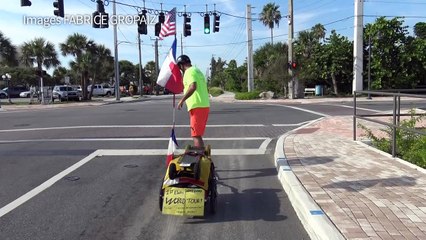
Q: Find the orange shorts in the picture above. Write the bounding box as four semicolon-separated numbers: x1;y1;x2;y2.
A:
189;107;209;137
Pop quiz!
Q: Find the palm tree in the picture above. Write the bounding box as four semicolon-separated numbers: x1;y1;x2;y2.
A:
21;37;60;103
311;24;326;42
259;3;282;44
60;33;95;100
0;31;18;66
87;44;112;98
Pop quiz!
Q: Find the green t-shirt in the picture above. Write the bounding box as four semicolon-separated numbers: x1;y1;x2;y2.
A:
183;66;210;111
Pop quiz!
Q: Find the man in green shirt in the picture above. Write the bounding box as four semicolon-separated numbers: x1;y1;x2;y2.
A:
176;55;210;148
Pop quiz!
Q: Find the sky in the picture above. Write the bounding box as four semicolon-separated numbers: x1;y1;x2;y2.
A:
0;0;425;78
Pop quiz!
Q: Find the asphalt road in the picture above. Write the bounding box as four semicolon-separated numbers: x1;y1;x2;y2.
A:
0;99;324;240
1;96;422;239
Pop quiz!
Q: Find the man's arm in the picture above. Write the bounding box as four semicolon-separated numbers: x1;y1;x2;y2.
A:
177;82;197;110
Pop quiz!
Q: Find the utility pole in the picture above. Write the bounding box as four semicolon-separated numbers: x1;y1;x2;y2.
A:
138;33;143;97
353;0;364;95
180;33;183;56
113;1;120;100
154;38;159;95
246;4;254;92
288;0;294;99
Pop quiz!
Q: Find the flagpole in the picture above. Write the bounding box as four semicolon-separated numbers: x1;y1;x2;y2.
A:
172;35;178;129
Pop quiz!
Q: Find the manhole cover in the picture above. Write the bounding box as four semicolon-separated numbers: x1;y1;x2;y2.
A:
124;164;138;168
64;176;80;181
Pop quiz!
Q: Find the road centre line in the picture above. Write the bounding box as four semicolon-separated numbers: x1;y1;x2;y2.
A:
0;146;266;218
0;124;266;133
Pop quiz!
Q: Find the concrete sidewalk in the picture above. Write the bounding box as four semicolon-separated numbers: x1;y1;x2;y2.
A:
277;116;426;240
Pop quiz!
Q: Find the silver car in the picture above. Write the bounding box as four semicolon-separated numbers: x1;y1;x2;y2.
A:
52;85;81;101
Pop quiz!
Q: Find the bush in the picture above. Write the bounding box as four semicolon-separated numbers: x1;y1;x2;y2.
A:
209;87;224;97
358;109;426;168
235;91;261;100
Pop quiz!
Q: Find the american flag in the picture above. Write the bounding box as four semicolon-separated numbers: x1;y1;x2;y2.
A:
159;8;176;39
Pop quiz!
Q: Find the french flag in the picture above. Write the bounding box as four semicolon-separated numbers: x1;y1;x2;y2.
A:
166;128;179;166
156;38;183;94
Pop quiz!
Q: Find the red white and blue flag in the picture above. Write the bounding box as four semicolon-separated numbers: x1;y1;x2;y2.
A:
159;8;176;40
166;127;179;165
156;38;183;94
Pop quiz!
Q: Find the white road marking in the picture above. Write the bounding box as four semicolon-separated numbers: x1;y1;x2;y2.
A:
266;104;330;117
99;148;266;156
0;146;268;218
0;150;101;218
0;124;265;133
335;104;383;113
272;120;315;127
0;137;270;144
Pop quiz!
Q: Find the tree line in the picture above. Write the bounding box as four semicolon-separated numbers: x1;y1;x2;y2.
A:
0;32;159;100
209;2;426;96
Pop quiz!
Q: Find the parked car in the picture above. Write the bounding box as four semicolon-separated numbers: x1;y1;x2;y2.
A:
2;86;28;98
52;85;81;101
0;89;7;99
88;83;114;97
19;90;38;98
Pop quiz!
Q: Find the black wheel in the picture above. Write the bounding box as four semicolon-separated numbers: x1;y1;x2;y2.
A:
159;183;164;211
168;163;177;179
106;91;111;97
208;164;217;214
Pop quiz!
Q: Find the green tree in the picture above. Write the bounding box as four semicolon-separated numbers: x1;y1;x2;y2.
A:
320;30;353;94
88;44;113;98
144;60;156;87
119;60;136;87
210;57;227;88
366;17;409;89
414;22;426;39
60;33;95;100
0;31;18;66
253;42;289;95
52;66;68;84
259;2;282;44
20;37;60;100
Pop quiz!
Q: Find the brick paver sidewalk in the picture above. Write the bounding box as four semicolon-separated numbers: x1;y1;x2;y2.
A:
284;116;426;239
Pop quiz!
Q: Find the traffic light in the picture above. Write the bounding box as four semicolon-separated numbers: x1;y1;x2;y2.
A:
158;12;165;24
53;0;64;18
35;70;47;77
21;0;31;6
213;13;220;33
92;0;108;28
288;61;297;70
155;22;161;37
204;14;210;34
183;14;191;37
138;10;148;35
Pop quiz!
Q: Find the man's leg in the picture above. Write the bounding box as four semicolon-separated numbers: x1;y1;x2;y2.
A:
190;108;209;148
193;136;204;148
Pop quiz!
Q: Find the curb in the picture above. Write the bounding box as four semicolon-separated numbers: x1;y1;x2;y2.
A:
274;118;345;240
